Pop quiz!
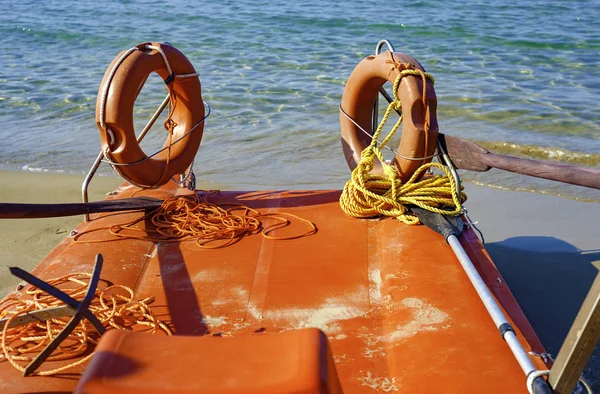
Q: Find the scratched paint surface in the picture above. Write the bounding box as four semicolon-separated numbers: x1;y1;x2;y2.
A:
0;188;549;393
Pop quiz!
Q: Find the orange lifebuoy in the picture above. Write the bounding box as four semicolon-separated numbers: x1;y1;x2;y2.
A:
340;51;438;182
96;42;205;188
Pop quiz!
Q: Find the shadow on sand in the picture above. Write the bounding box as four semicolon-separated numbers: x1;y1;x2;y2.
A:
485;236;599;390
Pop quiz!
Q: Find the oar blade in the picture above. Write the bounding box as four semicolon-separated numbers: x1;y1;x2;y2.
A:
0;197;164;219
439;134;491;172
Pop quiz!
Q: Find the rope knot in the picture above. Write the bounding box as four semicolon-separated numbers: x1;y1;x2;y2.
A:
382;162;399;179
386;59;415;74
164;118;177;134
393;100;402;111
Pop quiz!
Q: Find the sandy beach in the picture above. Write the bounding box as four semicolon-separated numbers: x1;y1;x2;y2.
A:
0;171;122;295
0;169;598;388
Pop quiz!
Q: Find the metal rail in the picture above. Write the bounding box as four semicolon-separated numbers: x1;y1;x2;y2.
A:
372;40;396;135
81;94;170;221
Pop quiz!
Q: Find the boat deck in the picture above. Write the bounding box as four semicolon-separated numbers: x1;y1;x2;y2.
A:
0;182;550;393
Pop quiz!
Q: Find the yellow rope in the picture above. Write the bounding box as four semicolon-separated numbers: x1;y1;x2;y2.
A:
339;66;466;225
0;273;171;376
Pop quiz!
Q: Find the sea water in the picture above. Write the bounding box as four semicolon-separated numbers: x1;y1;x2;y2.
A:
1;0;599;200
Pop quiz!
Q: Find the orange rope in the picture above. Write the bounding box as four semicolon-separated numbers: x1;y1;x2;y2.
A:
0;273;170;376
152;81;178;188
74;192;317;248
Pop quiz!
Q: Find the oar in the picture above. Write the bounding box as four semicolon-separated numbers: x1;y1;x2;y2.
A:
0;197;163;219
411;206;553;394
378;88;600;190
438;134;600;190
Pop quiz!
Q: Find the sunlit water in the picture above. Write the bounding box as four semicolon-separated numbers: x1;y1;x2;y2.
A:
1;0;599;200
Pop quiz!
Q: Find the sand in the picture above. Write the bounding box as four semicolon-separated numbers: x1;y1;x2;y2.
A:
0;171;122;295
0;169;598;389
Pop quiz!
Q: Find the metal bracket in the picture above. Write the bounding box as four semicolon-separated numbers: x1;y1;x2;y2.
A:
82;95;171;221
437;140;462;203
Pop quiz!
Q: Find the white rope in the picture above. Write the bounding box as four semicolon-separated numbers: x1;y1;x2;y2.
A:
145;45;173;77
98;47;140;133
176;73;199;79
144;46;199;82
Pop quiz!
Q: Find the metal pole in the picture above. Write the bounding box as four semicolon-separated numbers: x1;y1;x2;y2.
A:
447;235;552;393
81;151;105;222
135;94;171;143
81;94;171;221
375;40;396;55
447;235;538;375
372;40;397;141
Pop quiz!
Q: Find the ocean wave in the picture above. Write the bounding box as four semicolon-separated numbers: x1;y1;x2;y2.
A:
476;141;600;166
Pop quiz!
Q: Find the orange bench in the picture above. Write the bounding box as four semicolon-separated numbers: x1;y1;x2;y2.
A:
76;328;342;394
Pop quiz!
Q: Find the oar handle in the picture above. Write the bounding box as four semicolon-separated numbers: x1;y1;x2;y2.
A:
0;197;163;219
483;153;600;190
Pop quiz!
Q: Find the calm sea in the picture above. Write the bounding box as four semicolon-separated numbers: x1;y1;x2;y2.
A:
1;0;599;200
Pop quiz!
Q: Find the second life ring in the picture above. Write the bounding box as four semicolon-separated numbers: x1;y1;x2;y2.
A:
95;42;205;188
340;51;438;182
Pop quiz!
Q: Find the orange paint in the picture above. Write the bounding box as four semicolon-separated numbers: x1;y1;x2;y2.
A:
96;43;205;187
0;182;550;393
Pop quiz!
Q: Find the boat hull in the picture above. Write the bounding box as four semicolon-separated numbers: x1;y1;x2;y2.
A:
0;181;550;393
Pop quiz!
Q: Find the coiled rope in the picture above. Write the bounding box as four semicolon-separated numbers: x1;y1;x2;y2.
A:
339;62;466;224
0;273;170;376
74;192;317;248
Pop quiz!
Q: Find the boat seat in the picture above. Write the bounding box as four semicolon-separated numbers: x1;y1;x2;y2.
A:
75;327;342;394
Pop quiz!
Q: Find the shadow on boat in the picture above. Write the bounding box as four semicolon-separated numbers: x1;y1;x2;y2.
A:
485;236;600;386
156;241;209;336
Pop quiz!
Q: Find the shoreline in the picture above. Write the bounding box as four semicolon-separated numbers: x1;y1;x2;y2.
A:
0;169;598;388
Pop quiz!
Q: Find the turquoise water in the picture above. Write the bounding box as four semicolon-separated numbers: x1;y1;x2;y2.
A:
1;0;599;200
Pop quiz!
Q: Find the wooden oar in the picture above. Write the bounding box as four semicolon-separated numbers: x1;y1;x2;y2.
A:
0;197;163;219
378;87;600;190
439;134;600;190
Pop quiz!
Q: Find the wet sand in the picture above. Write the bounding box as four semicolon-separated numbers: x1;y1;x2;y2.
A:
0;170;598;389
0;171;122;296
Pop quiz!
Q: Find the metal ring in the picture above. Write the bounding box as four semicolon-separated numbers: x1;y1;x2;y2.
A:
375;39;396;55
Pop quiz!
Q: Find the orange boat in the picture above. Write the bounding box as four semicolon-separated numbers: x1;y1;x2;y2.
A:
2;40;592;394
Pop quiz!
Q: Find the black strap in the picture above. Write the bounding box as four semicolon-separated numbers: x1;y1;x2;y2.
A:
164;72;176;85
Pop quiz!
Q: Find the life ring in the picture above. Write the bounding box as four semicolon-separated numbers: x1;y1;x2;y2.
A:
95;42;205;188
340;51;438;182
